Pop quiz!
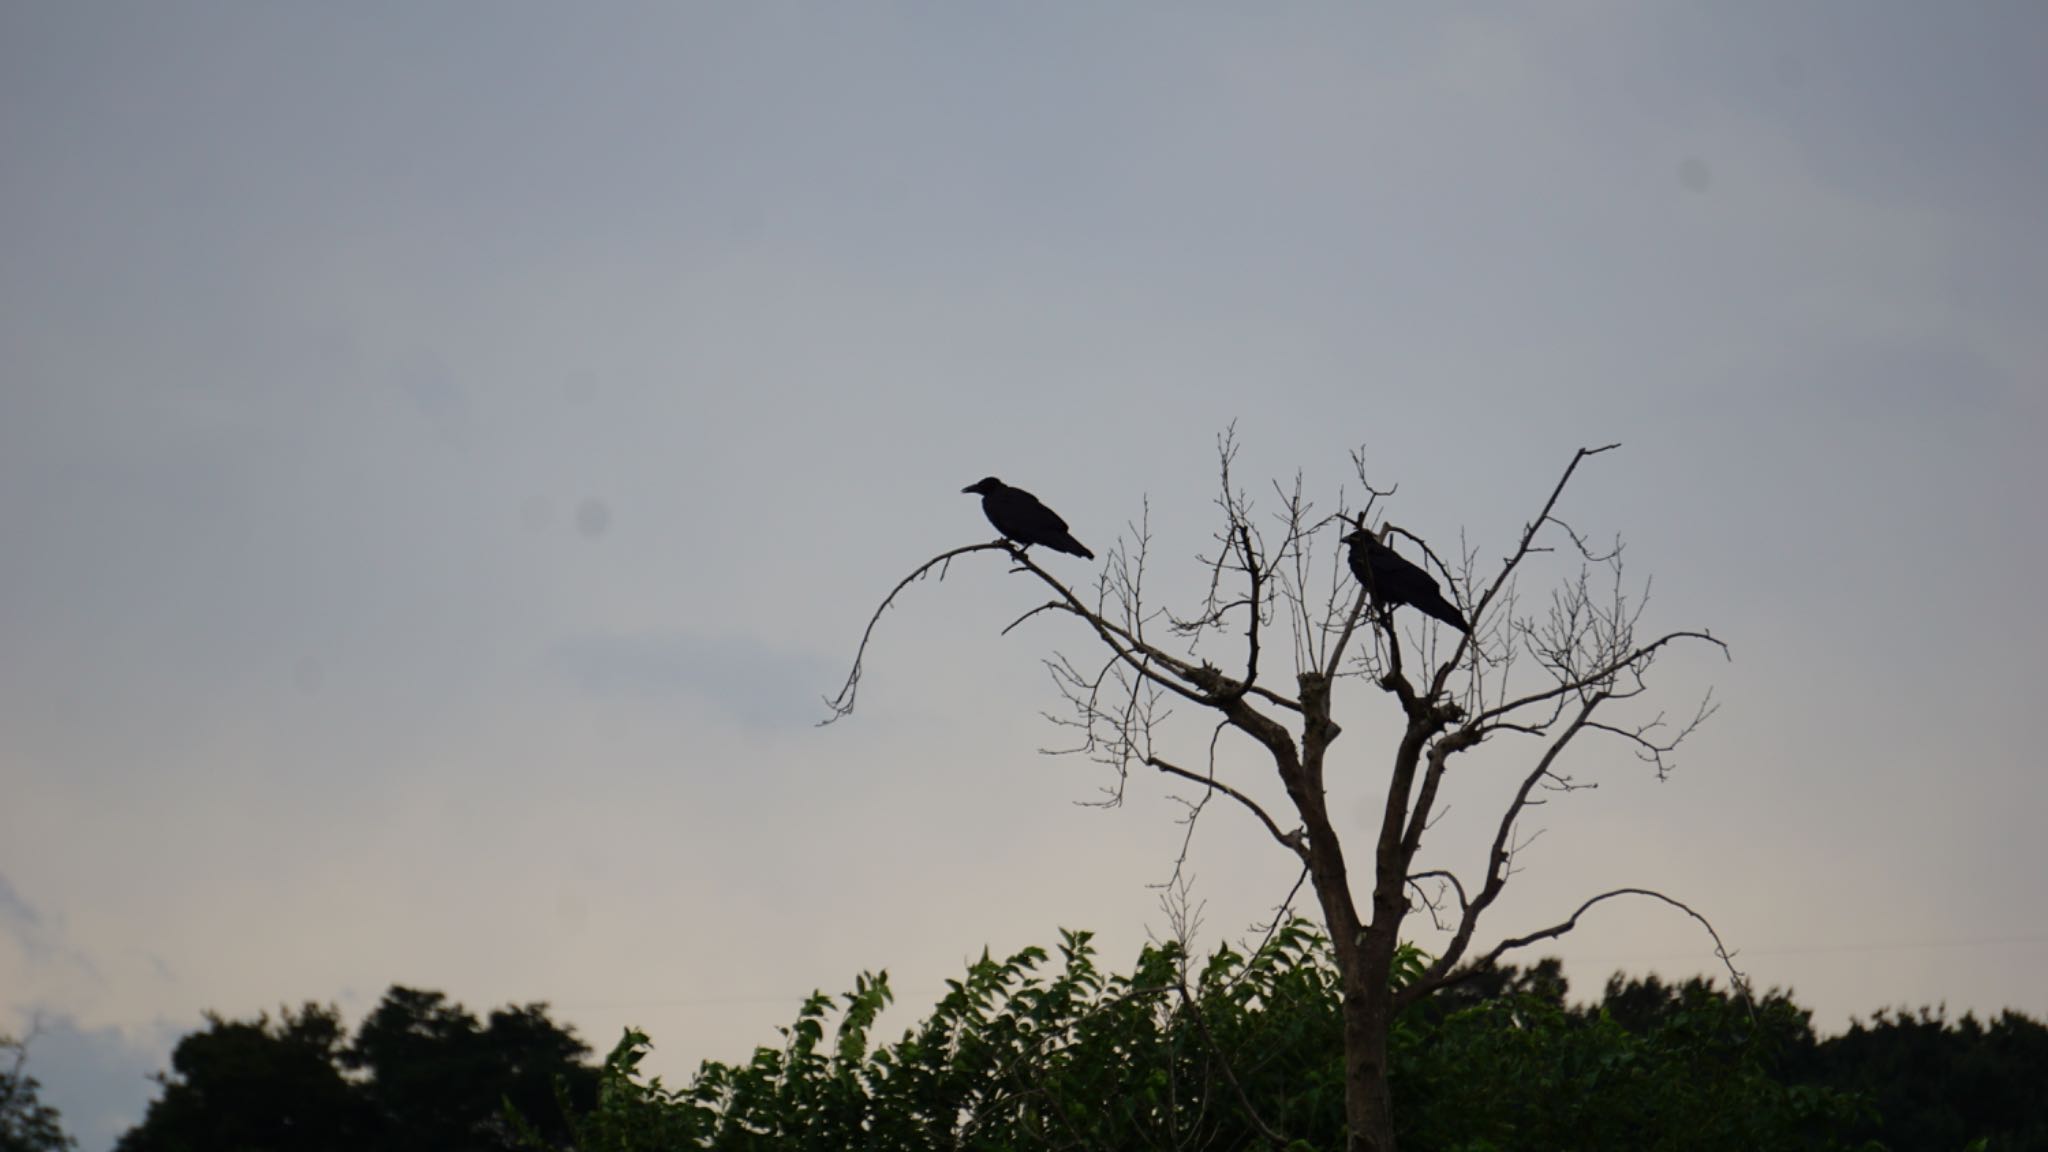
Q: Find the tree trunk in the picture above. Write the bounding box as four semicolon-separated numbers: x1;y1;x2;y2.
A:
1298;674;1402;1152
1316;865;1398;1151
1341;945;1398;1152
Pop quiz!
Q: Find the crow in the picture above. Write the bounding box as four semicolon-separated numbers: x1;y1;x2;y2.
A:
1342;526;1470;634
962;477;1095;559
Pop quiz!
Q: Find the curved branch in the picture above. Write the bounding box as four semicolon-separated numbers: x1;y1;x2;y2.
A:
1404;887;1753;1018
820;542;1014;723
823;538;1215;724
1468;629;1727;730
1407;869;1469;915
1150;754;1307;861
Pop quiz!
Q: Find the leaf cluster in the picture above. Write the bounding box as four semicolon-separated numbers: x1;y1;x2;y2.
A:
559;924;1344;1151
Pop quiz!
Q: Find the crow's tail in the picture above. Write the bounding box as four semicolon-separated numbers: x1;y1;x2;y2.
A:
1416;591;1471;634
1051;533;1096;560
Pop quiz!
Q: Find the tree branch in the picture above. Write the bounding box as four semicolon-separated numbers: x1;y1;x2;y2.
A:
1467;629;1727;731
1414;695;1603;985
1404;887;1753;1018
1149;754;1307;861
1173;977;1290;1148
1429;443;1621;698
820;542;1014;723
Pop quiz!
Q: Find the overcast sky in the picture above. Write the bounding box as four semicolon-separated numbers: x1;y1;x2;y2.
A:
4;4;2045;1148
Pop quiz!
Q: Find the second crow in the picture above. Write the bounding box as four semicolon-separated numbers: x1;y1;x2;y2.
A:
1342;526;1470;634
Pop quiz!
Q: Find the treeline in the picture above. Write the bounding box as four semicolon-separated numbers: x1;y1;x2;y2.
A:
49;925;2048;1150
114;987;596;1152
554;926;2047;1152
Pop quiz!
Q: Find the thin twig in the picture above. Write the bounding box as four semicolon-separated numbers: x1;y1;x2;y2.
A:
820;542;1013;723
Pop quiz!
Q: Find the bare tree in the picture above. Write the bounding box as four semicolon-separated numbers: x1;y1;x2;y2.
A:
826;435;1735;1152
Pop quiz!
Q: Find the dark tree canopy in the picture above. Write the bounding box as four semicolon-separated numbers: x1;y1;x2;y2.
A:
115;1004;370;1152
349;987;598;1152
1796;1004;2048;1152
116;987;596;1152
962;477;1095;559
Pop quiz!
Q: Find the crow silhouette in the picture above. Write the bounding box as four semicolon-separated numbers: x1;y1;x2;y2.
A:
962;477;1094;559
1342;526;1470;633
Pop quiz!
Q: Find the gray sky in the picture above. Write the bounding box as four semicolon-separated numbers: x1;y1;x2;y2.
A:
3;4;2045;1148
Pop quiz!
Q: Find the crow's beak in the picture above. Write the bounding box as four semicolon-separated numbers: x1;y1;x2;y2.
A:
960;484;976;494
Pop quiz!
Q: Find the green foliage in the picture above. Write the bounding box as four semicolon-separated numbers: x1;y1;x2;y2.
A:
552;923;1345;1151
1;1033;75;1152
554;924;1887;1152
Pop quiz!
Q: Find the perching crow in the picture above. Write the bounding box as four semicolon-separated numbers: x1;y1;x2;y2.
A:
1342;526;1470;634
963;477;1095;559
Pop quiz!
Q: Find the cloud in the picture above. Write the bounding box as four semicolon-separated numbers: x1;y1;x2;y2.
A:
2;878;157;1151
0;872;49;962
0;872;41;936
0;881;106;1007
9;1014;176;1152
545;632;831;730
